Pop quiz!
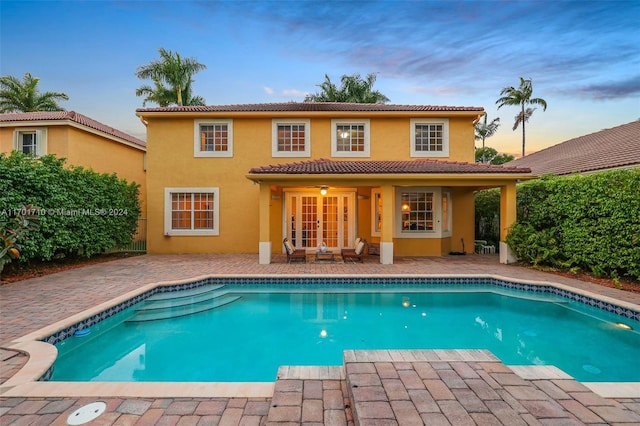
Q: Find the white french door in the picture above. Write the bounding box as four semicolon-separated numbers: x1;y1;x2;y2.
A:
286;191;355;251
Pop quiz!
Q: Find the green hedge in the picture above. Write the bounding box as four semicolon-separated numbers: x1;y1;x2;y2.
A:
474;188;501;248
0;152;141;263
506;169;640;280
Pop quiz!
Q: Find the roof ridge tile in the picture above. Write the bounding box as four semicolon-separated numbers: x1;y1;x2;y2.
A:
0;111;146;148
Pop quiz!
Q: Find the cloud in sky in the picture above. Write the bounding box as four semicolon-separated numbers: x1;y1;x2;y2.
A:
282;89;309;99
1;0;638;154
225;0;640;100
572;75;640;101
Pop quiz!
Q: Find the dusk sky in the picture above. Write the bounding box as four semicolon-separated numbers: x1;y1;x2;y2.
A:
2;0;639;157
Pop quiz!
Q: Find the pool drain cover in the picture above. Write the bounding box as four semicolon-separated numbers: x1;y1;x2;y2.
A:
66;401;107;425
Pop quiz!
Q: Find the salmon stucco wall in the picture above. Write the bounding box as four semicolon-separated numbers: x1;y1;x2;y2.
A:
64;126;146;214
143;112;480;255
146;117;264;254
1;124;146;215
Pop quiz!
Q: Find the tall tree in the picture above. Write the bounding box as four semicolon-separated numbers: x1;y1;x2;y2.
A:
135;48;206;106
496;77;547;157
0;73;68;113
474;113;501;164
475;147;514;165
305;73;390;103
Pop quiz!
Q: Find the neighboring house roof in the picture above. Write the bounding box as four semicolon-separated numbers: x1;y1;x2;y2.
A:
507;121;640;175
0;111;146;149
137;102;484;113
249;158;531;175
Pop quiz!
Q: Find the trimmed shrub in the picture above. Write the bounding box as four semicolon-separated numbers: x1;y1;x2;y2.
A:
506;170;640;280
0;152;140;266
474;188;500;248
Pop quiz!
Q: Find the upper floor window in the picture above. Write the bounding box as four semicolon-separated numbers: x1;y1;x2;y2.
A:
164;187;220;236
14;129;47;157
410;118;449;158
331;119;370;157
272;119;310;157
194;119;233;157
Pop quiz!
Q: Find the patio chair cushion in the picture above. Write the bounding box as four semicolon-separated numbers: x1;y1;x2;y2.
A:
355;239;365;255
284;239;294;255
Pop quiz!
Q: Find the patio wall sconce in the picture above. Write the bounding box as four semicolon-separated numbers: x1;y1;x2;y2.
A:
320;186;328;195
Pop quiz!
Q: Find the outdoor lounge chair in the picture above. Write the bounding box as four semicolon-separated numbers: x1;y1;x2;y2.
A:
341;237;361;257
342;239;366;263
283;238;306;263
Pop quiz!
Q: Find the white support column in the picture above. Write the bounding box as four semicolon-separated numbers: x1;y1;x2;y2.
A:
499;183;518;264
258;183;271;264
380;242;394;265
380;184;394;264
259;241;272;265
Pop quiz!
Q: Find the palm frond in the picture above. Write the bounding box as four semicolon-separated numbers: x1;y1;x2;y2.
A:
0;72;68;112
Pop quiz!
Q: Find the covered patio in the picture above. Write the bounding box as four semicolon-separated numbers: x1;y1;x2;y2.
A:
246;158;532;264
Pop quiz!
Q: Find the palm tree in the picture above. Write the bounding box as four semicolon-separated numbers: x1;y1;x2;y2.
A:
474;113;501;164
0;73;69;113
475;147;514;165
135;48;206;106
496;77;547;157
135;77;175;107
305;73;390;103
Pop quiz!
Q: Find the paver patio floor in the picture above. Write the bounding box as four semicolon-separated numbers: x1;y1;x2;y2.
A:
1;254;639;425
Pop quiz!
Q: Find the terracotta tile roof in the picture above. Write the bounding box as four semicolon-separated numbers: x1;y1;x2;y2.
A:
508;121;640;175
137;102;484;113
0;111;146;148
249;158;531;175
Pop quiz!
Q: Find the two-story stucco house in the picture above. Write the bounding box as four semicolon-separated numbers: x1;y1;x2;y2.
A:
0;111;147;214
136;103;532;264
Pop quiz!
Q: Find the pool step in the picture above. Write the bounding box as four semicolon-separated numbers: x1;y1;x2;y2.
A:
137;289;229;311
496;290;569;304
146;284;225;301
126;295;241;322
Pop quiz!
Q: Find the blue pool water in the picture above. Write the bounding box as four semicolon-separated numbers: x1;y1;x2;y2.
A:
51;283;640;382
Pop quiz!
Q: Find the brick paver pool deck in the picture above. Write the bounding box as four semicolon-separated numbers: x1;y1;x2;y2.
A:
1;254;639;425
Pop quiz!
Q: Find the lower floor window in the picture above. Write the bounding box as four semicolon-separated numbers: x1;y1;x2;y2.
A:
401;191;434;231
164;188;219;236
393;187;451;238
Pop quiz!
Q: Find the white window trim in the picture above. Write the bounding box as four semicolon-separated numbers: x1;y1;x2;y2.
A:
410;118;449;158
395;187;451;239
442;190;452;237
194;119;233;158
371;188;382;237
14;128;47;157
272;119;311;157
331;118;370;157
164;187;220;236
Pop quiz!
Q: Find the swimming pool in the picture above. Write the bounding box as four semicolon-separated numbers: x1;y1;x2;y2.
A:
48;278;640;383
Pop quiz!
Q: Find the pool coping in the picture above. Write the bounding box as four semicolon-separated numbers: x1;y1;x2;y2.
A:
2;273;639;399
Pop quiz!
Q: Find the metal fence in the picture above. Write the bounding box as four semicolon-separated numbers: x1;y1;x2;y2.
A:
108;217;147;253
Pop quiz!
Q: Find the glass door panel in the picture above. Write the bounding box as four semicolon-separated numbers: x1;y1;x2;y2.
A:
286;191;354;250
322;196;339;248
301;196;318;248
342;195;350;247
